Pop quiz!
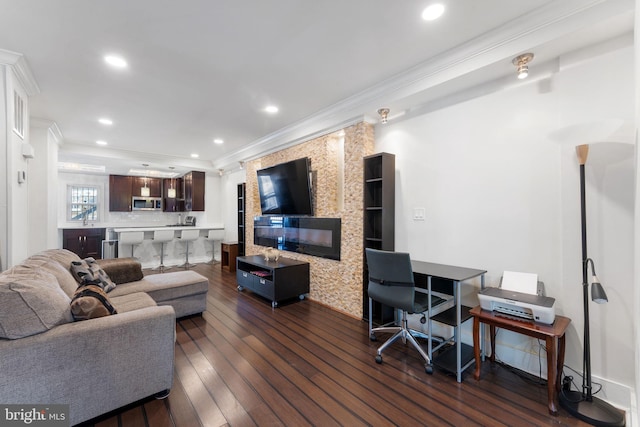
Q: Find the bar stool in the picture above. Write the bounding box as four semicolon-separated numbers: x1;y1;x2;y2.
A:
152;229;174;272
205;229;225;264
119;231;144;259
179;229;200;269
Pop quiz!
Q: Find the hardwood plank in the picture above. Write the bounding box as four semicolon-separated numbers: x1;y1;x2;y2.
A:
143;399;174;427
174;331;227;427
164;367;203;427
120;406;145;426
176;321;256;427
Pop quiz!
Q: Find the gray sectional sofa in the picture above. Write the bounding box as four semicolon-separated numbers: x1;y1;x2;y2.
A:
0;249;209;425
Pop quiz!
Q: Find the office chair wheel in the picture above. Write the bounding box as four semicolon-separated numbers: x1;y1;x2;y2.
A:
420;315;427;324
375;355;383;364
369;334;377;342
425;364;433;375
237;285;243;292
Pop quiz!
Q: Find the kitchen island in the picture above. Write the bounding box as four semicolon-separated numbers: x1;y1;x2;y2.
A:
112;225;225;269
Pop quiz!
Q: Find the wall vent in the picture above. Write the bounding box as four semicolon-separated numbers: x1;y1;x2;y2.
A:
13;90;25;139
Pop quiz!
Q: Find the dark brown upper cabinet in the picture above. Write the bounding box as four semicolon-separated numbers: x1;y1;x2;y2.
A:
132;176;162;198
184;171;205;211
109;175;133;212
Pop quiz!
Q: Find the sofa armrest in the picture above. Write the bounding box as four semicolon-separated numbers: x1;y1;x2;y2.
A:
0;305;175;425
96;257;144;284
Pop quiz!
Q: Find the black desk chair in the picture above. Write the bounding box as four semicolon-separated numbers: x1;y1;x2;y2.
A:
365;248;446;374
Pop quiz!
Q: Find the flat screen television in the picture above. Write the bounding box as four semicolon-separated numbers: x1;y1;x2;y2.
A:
257;157;313;215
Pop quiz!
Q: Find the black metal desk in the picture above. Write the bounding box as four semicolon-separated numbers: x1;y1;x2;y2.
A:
411;260;486;382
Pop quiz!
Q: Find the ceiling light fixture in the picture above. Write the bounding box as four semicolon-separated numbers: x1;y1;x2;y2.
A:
213;138;224;144
98;118;113;125
218;169;224;177
239;161;244;170
104;55;128;68
512;53;534;79
422;3;445;21
96;140;108;146
265;105;279;114
191;153;199;158
377;108;390;124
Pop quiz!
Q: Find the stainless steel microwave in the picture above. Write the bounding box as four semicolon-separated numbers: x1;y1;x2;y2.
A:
132;197;162;211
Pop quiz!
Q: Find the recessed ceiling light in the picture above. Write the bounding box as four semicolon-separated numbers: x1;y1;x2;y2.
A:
96;140;108;146
422;3;445;21
213;138;224;144
191;153;199;158
264;105;279;114
98;118;113;125
104;55;127;68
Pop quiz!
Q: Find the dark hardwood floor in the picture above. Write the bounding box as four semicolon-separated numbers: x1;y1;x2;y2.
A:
80;263;591;427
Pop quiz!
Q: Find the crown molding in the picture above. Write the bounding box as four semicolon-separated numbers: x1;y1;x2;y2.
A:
0;49;40;96
213;0;633;171
30;118;64;144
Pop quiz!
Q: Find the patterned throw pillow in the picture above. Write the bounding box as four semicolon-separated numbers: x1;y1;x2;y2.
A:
70;284;118;321
70;258;116;292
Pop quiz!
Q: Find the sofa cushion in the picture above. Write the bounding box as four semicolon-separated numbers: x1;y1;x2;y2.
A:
31;248;81;270
9;258;79;297
70;258;116;292
0;270;73;339
110;292;158;313
70;284;117;321
109;270;208;303
95;258;144;284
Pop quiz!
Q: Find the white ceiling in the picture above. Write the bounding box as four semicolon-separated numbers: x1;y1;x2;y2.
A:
0;0;634;175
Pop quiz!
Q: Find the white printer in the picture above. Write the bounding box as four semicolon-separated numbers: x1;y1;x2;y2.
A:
477;271;556;325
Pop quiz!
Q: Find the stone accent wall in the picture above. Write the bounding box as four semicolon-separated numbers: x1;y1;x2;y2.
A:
246;122;374;317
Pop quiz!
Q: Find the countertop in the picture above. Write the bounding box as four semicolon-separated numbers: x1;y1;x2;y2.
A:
112;225;224;232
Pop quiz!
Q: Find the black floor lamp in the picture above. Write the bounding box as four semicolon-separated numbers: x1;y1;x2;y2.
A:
558;144;625;426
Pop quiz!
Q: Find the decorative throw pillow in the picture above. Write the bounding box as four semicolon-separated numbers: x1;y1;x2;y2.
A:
70;283;118;321
0;270;73;339
70;257;116;292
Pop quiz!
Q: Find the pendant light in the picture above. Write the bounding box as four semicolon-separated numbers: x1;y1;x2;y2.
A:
140;164;150;197
167;167;176;198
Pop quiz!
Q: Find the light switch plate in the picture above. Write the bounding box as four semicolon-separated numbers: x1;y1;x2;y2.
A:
413;207;425;221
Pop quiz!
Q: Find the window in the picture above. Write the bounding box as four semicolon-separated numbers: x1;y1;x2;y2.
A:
68;185;99;222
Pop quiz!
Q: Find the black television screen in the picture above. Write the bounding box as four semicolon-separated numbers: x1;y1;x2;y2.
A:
257;157;313;215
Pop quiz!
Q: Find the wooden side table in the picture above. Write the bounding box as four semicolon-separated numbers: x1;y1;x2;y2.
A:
470;306;571;415
221;242;238;272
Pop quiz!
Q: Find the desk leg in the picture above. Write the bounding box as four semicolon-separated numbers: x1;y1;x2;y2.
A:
489;325;496;363
473;317;481;380
556;334;566;396
546;336;559;415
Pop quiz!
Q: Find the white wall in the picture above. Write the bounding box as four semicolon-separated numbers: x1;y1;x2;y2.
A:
5;68;30;266
28;121;59;254
376;40;635;410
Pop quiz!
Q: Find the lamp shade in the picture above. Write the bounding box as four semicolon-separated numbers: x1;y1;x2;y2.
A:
591;281;608;304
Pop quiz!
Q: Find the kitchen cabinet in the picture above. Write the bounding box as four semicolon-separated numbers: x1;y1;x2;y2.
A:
63;228;105;259
109;175;133;212
163;177;185;212
132;177;162;198
184;171;205;211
